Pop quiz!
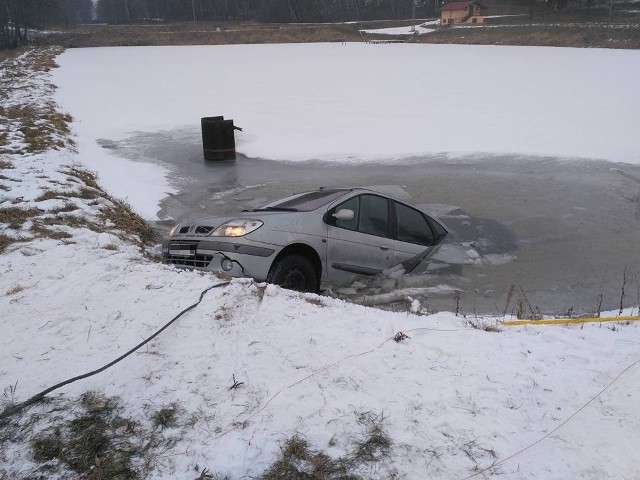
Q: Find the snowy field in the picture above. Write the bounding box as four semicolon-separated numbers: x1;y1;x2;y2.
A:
51;43;640;218
1;46;640;479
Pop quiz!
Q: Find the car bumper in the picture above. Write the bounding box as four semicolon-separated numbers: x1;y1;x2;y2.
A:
162;238;277;281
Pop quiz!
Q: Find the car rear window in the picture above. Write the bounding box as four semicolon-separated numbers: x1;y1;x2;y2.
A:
264;189;349;212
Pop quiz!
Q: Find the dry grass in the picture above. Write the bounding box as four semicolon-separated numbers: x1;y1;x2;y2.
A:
64;167;100;190
463;317;502;333
412;23;640;49
0;206;41;229
24;110;73;153
101;197;157;246
37;22;362;48
151;403;181;430
25;15;640;50
4;105;74;154
36;187;100;202
31;223;74;240
1;48;73;155
35;189;65;202
260;412;392;480
29;49;60;72
8;391;189;479
261;435;358;480
30;392;141;479
304;296;326;307
0;46;28;63
32;175;156;249
41;214;96;230
6;284;25;295
50;202;79;214
0;233;17;253
0;49;159;257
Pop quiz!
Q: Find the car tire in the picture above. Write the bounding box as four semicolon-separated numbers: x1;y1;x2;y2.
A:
267;254;318;293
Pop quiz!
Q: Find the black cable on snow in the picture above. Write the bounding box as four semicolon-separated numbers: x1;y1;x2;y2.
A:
0;281;230;421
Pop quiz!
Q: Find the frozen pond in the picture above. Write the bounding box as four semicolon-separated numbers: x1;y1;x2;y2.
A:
51;44;640;315
103;127;640;316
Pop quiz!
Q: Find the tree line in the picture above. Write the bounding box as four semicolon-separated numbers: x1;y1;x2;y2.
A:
1;0;92;49
1;0;626;50
96;0;435;24
1;0;438;49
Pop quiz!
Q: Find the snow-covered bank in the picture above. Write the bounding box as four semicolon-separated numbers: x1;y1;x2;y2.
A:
361;20;439;34
51;43;640;218
2;48;640;480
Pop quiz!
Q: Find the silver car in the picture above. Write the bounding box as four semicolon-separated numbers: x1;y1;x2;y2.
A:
162;188;448;292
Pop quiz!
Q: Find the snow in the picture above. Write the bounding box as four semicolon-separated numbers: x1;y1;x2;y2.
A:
361;20;439;34
2;46;640;479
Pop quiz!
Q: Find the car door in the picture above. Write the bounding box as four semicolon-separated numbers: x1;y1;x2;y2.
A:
391;200;448;272
325;194;395;286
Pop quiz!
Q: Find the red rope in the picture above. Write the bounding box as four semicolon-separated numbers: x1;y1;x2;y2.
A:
213;326;465;440
461;358;640;479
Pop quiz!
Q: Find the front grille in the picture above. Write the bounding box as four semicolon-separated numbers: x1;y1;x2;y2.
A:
195;226;214;234
165;254;214;268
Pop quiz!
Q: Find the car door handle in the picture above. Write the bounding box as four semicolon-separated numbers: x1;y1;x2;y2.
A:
379;245;390;251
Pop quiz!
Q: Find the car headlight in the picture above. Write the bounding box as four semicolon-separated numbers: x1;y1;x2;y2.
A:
210;219;263;237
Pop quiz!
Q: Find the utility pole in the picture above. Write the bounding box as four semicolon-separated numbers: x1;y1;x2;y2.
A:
411;0;416;32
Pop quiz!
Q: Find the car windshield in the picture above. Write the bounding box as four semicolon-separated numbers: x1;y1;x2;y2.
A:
251;189;350;212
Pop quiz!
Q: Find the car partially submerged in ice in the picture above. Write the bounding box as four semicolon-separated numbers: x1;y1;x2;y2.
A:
162;188;448;292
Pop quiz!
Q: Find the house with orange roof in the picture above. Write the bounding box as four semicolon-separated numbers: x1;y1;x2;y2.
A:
440;1;487;25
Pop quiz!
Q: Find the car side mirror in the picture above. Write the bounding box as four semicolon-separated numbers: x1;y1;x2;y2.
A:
333;209;354;221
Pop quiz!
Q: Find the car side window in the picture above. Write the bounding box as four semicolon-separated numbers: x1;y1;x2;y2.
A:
334;196;359;231
358;195;389;237
395;201;434;246
327;194;389;238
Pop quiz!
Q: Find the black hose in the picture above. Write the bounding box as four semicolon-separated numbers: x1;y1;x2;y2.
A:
0;281;229;421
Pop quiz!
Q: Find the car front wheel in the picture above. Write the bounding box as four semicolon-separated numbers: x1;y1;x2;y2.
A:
267;254;318;293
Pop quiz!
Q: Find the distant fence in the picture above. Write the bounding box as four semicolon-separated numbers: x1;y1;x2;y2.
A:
366;39;407;44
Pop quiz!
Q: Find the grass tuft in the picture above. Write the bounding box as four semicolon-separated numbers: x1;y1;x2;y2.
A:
6;284;25;295
0;159;14;170
463;318;502;333
64;167;100;190
101;197;156;246
151;403;181;429
31;223;74;240
261;435;358;480
30;392;140;479
36;187;99;202
260;412;392;479
35;189;66;202
41;214;99;232
304;296;325;307
5;105;74;154
50;202;79;214
0;206;41;229
352;424;391;463
0;233;19;253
